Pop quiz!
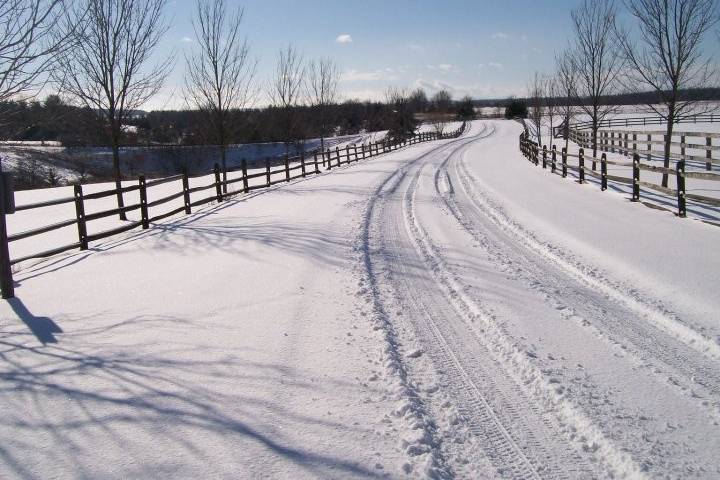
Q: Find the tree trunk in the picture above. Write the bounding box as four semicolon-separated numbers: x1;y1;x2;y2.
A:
662;111;675;188
111;134;127;221
592;118;598;170
220;145;227;194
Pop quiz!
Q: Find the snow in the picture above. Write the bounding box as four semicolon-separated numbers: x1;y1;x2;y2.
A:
1;120;718;479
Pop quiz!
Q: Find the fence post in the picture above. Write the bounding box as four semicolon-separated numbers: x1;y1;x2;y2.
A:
336;147;341;167
578;148;585;183
632;153;640;201
300;152;306;177
182;169;191;214
265;158;271;186
676;160;686;217
562;147;568;178
327;149;332;170
632;133;637;158
139;175;149;229
706;137;712;171
0;174;14;299
551;145;557;173
214;163;223;202
314;151;320;174
647;134;652;162
601;153;607;191
74;184;88;250
284;154;290;182
241;159;249;193
542;145;547;169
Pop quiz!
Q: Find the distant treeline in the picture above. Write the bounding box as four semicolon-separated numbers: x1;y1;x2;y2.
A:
0;93;475;147
473;88;720;108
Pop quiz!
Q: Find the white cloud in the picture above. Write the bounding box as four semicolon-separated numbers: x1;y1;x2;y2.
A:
180;36;193;43
413;78;522;99
336;34;353;44
479;62;503;70
342;69;396;82
426;64;456;74
408;43;425;53
491;32;509;40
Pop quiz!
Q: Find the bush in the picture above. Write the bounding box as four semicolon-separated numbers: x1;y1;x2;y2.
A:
504;99;528;119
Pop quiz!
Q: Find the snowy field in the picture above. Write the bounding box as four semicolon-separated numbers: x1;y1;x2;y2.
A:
0;120;718;479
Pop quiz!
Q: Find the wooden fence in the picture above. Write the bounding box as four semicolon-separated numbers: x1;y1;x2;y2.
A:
569;128;719;171
518;132;720;218
0;123;467;298
570;114;720;131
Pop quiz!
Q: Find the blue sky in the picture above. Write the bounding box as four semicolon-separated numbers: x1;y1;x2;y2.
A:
151;0;717;109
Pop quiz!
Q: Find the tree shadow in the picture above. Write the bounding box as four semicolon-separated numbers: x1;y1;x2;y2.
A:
0;312;387;479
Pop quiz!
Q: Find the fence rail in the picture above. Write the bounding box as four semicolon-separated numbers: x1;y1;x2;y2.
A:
569;128;719;171
0;123;467;298
571;113;720;131
518;132;720;219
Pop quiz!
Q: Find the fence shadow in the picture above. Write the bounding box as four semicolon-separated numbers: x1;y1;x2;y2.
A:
7;297;63;344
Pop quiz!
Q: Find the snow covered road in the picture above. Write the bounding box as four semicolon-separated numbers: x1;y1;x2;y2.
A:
1;120;718;479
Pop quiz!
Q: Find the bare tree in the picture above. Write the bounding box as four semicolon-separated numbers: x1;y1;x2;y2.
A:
527;71;545;147
617;0;720;187
305;57;339;152
185;0;256;193
385;87;418;140
56;0;171;218
544;75;560;149
0;0;71;105
569;0;623;157
431;89;452;113
268;44;304;153
428;112;447;136
556;50;578;152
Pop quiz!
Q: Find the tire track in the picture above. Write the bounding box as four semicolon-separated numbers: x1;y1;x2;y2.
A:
363;124;625;478
443;147;720;411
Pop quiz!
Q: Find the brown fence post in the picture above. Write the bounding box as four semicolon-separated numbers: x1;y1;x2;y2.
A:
182;169;191;214
706;137;712;171
265;158;271;186
300;152;306;177
314;151;320;174
647;134;652;162
562;147;568;178
632;153;640;201
601;153;607;191
241;159;249;193
542;145;547;169
284;154;290;182
74;184;88;250
336;147;341;167
139;175;149;229
551;145;557;173
326;149;332;170
676;160;686;217
0;173;14;298
578;148;585;184
214;163;223;202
